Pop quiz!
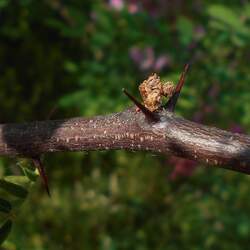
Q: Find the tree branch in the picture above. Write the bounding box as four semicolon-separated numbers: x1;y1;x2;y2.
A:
0;106;249;174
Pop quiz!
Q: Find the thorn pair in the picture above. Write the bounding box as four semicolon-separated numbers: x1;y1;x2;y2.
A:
123;64;189;119
32;158;50;197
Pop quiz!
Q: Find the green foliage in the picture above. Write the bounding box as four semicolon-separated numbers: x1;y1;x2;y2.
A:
0;198;11;214
0;160;38;246
0;220;12;245
0;1;250;249
176;17;194;46
207;4;250;47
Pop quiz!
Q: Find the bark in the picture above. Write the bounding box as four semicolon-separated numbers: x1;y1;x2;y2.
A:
0;106;249;175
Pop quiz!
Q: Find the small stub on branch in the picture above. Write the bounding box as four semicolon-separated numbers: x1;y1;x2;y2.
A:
139;73;175;112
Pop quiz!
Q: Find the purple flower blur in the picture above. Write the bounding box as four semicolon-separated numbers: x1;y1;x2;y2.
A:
154;55;171;71
168;156;197;180
129;47;144;65
230;124;245;134
129;46;170;72
128;1;140;14
109;0;124;11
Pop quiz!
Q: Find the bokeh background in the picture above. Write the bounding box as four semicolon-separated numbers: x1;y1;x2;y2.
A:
1;0;250;249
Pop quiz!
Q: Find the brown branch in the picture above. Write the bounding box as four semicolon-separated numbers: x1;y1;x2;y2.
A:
0;106;249;174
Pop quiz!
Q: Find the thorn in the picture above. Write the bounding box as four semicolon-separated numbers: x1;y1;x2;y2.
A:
32;158;50;197
122;88;158;122
175;63;189;93
165;64;189;112
46;105;58;120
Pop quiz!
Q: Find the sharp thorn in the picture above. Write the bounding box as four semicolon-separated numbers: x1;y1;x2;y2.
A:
175;63;189;92
32;158;51;197
122;88;158;122
165;92;180;112
165;63;190;112
46;105;58;120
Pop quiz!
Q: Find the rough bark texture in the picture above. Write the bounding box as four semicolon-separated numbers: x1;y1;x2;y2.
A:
0;106;249;174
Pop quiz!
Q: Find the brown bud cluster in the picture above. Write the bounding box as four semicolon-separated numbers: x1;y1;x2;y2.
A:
139;73;175;111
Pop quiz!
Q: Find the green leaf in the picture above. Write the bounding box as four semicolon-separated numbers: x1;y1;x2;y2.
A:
64;61;78;73
0;198;11;214
0;180;28;199
0;220;12;245
243;3;250;18
58;90;86;108
208;5;240;27
45;19;66;31
21;167;38;183
207;5;249;36
0;0;10;8
17;159;38;183
176;16;194;46
4;176;31;188
237;221;249;237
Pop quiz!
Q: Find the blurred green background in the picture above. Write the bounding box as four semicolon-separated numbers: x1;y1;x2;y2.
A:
1;0;250;249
